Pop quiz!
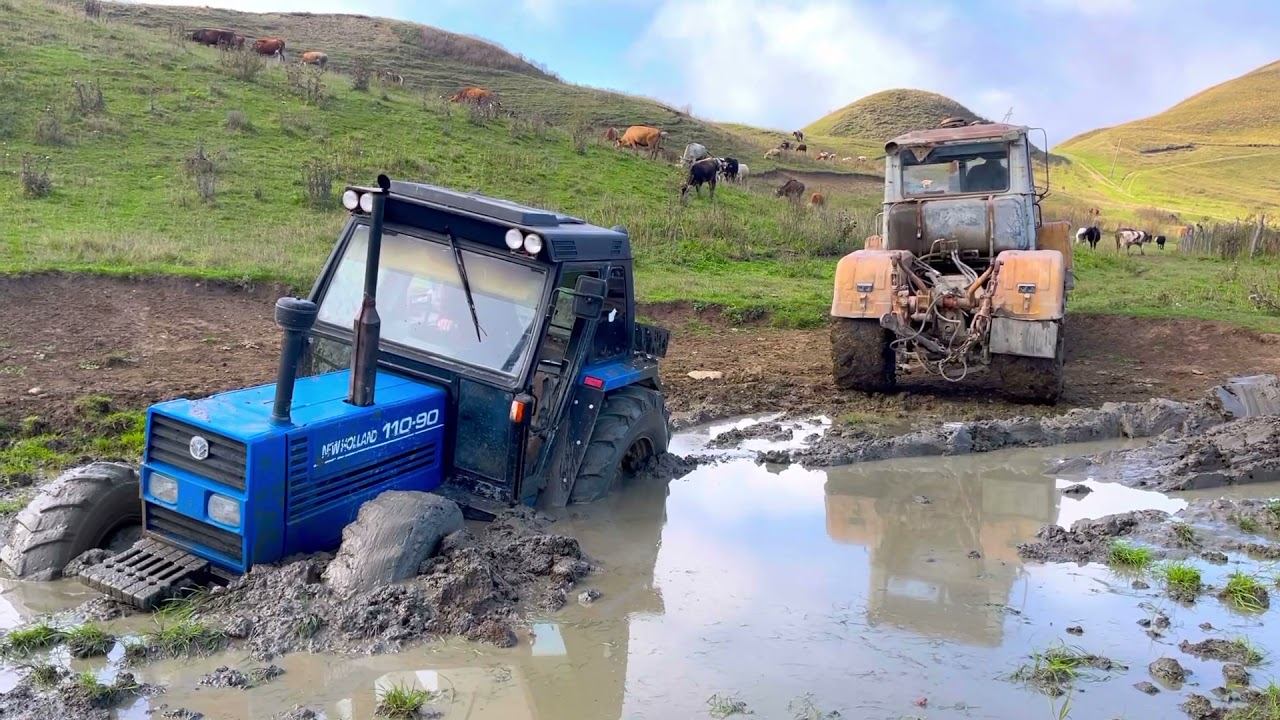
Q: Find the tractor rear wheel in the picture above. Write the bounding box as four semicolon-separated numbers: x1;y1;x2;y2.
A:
992;322;1066;403
570;386;669;504
831;318;896;393
1;462;141;580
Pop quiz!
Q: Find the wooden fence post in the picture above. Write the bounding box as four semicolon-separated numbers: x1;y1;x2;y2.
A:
1249;215;1265;258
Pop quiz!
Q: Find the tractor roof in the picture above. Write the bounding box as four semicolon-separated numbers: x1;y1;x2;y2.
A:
385;180;630;263
885;123;1028;153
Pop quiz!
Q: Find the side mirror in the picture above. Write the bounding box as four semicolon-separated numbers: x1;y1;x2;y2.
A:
572;275;606;319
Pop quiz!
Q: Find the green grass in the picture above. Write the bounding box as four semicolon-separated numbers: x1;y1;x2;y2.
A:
1107;540;1154;570
67;670;139;707
1227;682;1280;719
26;662;62;688
1157;561;1203;598
1172;523;1198;546
144;617;226;658
65;624;114;658
1222;572;1270;612
1012;644;1120;697
376;684;436;719
2;622;64;655
1237;514;1262;533
0;396;145;486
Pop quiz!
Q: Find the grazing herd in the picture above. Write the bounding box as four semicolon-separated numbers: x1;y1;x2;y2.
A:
1077;225;1168;254
190;28;366;74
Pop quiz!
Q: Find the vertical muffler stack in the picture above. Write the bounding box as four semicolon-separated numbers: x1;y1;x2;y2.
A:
271;297;320;425
348;174;391;408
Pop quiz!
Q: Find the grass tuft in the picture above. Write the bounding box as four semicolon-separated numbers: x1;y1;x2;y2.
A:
1107;540;1154;570
27;662;62;688
2;622;64;655
1012;644;1121;697
707;693;753;718
65;624;114;658
376;684;436;718
1222;572;1270;612
144;617;226;658
1236;514;1261;534
1172;523;1197;545
1158;561;1203;600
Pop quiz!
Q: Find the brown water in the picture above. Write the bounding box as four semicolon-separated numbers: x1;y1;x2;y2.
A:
2;432;1278;720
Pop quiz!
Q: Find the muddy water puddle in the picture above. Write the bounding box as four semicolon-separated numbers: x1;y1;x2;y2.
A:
3;435;1280;719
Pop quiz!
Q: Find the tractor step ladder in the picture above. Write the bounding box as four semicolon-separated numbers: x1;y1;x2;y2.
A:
79;537;209;610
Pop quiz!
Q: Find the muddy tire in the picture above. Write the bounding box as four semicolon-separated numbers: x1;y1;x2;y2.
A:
831;318;896;393
1;462;141;580
569;386;669;504
993;323;1066;404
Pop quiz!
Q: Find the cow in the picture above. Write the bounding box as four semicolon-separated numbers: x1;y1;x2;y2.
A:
252;37;286;61
191;28;243;48
681;157;720;200
616;125;666;159
779;140;792;151
718;157;739;182
841;156;853;162
1154;234;1167;250
602;127;620;142
681;142;710;167
792;130;804;142
809;192;825;208
378;69;404;85
1075;226;1101;250
796;143;807;153
300;51;328;68
447;86;496;105
1115;228;1149;254
776;178;805;200
815;151;832;161
736;163;749;181
764;148;781;159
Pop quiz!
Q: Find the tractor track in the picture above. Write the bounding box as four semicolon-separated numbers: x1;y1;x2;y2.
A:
0;274;1278;438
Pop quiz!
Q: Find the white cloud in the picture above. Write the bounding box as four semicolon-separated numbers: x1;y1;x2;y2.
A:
631;0;947;130
1035;0;1139;16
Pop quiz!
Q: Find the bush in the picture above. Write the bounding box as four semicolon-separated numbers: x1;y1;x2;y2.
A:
183;142;220;205
19;155;53;198
285;64;326;106
225;110;251;133
70;79;105;116
302;159;335;208
350;62;371;92
34;108;65;145
217;47;264;83
569;115;592;155
83;0;102;18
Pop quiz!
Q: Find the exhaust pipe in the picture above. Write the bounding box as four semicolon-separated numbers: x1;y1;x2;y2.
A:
271;297;319;425
348;174;391;407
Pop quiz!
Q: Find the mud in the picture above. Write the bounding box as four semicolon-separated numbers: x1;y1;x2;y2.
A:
0;669;155;720
1179;638;1264;665
183;507;590;659
197;664;284;689
1148;657;1187;688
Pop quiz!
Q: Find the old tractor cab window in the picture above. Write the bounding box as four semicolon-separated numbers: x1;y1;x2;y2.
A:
593;266;629;360
316;226;550;379
901;141;1010;196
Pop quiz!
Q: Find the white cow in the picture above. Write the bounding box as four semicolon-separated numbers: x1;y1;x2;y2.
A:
681;143;710;167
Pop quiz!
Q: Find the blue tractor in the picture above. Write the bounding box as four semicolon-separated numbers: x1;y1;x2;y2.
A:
3;176;670;607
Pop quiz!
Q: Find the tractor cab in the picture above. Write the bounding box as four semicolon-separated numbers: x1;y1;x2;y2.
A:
70;177;670;608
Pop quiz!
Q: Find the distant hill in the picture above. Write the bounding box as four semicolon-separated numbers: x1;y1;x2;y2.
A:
804;89;981;143
1054;60;1280;219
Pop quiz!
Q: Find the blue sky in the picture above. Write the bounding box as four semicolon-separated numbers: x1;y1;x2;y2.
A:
137;0;1280;143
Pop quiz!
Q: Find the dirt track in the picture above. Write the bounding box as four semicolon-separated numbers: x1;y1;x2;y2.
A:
1;274;1279;433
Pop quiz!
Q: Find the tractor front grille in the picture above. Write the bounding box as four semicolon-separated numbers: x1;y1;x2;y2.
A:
147;416;246;490
145;503;243;564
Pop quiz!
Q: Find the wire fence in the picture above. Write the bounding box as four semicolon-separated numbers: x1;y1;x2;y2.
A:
1178;217;1280;259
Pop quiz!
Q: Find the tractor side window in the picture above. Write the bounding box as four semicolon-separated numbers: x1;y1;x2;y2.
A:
592;266;629;361
529;269;599;429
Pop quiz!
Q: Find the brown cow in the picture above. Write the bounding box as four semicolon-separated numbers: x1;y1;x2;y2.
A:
792;130;804;142
796;143;807;153
602;127;620;142
191;28;243;48
300;51;328;68
252;37;286;60
447;86;496;105
615;125;667;160
776;178;805;200
809;192;825;208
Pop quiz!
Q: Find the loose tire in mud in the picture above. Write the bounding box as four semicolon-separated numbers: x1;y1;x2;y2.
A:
0;462;141;580
992;322;1066;403
831;318;896;393
569;386;669;504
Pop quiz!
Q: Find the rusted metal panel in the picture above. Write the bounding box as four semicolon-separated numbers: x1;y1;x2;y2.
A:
886;123;1027;150
884;196;1032;255
989;317;1058;359
831;249;909;319
991;250;1065;320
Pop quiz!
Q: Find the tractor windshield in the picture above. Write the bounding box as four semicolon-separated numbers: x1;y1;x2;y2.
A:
316;226;549;379
901;141;1009;196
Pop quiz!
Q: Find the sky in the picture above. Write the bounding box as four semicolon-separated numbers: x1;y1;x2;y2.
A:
133;0;1280;144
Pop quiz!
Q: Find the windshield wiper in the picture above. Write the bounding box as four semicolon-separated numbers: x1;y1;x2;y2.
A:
444;228;484;343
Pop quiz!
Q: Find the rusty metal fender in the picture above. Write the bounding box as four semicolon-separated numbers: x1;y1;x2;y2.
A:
991;250;1065;320
831;249;910;319
1036;220;1074;288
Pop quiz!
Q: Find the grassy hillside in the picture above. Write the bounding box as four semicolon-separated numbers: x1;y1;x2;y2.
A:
0;0;877;328
1054;61;1280;221
804;89;980;142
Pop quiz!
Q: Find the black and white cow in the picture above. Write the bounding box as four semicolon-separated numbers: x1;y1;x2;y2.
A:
1075;226;1101;250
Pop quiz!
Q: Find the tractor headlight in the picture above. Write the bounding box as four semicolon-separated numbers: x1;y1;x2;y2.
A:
207;493;241;528
523;233;543;255
504;228;524;250
358;192;374;214
149;473;179;505
341;189;360;211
